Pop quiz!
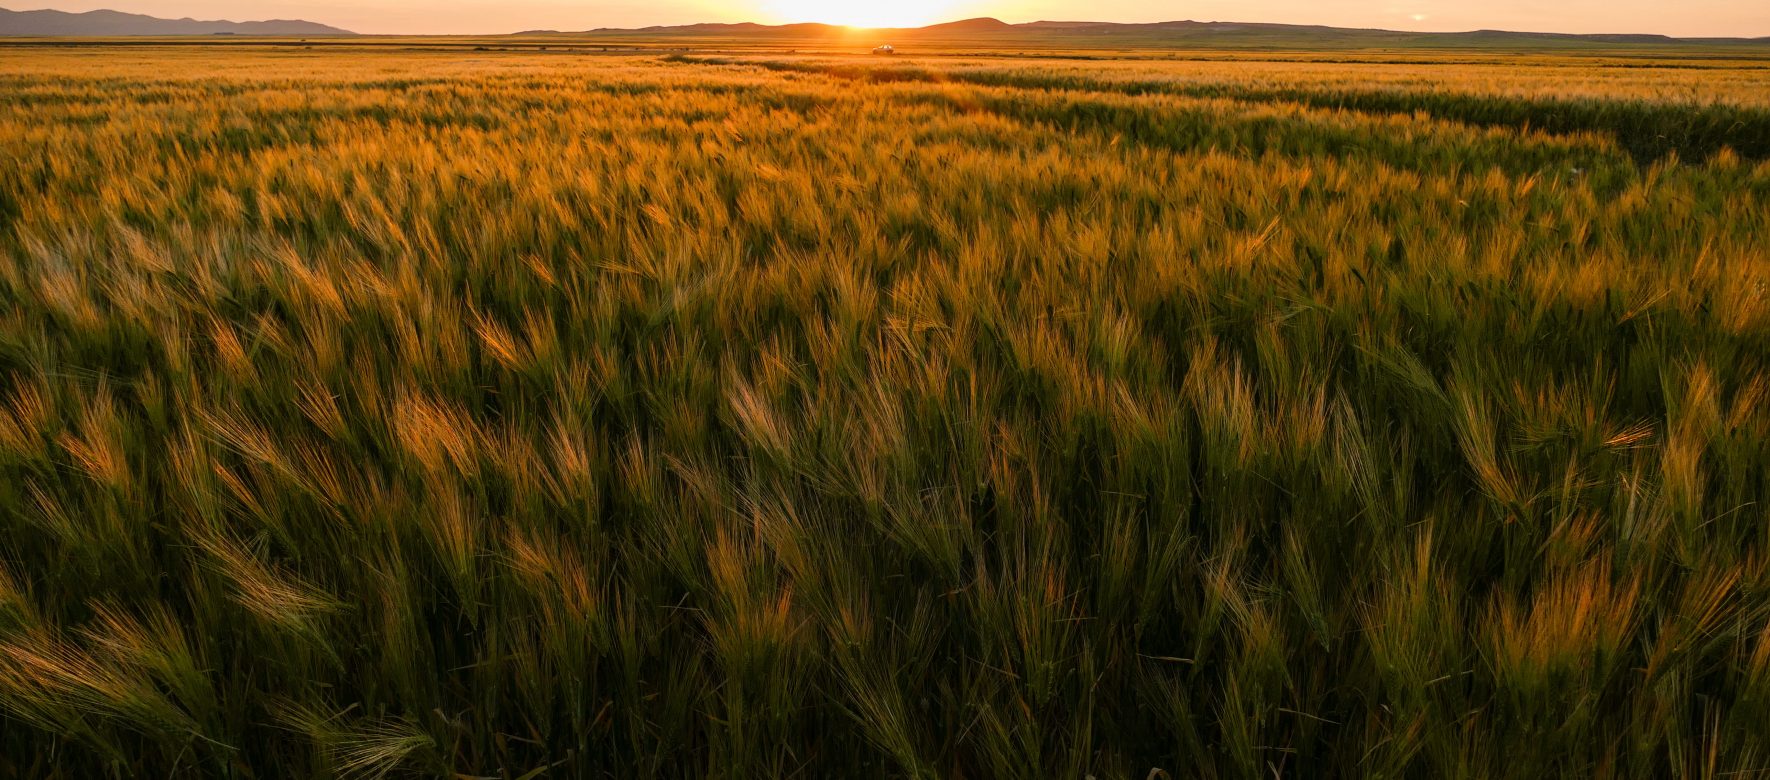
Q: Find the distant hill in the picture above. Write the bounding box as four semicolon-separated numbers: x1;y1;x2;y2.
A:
0;6;353;35
538;17;1770;50
918;17;1014;33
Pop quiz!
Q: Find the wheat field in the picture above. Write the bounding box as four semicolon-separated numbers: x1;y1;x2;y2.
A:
1;45;1769;778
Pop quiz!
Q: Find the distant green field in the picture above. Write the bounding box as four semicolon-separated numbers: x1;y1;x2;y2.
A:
1;43;1768;779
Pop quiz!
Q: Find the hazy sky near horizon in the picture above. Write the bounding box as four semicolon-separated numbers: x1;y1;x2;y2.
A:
16;0;1770;37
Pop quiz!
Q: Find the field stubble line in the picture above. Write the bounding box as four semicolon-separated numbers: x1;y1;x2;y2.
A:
674;55;1770;165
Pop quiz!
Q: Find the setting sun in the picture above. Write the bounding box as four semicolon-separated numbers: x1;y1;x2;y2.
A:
757;0;966;28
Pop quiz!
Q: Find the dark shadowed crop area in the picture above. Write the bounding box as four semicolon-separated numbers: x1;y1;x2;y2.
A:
1;45;1769;778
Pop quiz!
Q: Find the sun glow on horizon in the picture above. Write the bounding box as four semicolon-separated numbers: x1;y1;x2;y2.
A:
757;0;966;28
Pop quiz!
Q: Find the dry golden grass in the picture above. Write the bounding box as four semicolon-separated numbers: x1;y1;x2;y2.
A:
0;43;1767;778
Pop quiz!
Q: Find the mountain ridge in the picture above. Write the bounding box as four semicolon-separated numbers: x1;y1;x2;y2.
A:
0;6;353;35
549;16;1770;46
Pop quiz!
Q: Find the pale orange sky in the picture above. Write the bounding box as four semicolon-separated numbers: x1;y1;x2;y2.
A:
16;0;1770;37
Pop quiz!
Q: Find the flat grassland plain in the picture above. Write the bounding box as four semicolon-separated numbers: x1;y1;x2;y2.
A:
1;37;1769;778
